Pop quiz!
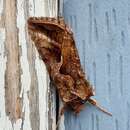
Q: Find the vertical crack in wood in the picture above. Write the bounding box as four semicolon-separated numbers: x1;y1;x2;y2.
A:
58;0;63;17
121;31;125;46
128;17;130;25
108;81;111;98
82;40;86;72
24;1;40;130
107;53;111;97
28;68;40;130
91;113;95;130
107;53;111;77
70;15;77;32
88;3;92;45
96;115;99;130
79;119;82;130
94;18;98;41
20;108;25;130
119;55;123;96
4;0;22;124
69;15;73;29
112;8;117;26
115;119;119;130
127;118;130;130
26;34;40;130
92;61;96;89
73;15;77;32
127;102;130;130
0;5;5;28
48;81;57;130
105;12;110;33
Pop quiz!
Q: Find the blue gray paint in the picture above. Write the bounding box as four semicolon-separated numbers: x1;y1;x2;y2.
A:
63;0;130;130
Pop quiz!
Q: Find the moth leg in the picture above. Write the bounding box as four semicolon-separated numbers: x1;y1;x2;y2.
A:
56;104;67;129
88;98;112;116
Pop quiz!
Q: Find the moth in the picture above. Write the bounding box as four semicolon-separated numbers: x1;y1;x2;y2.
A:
27;17;112;116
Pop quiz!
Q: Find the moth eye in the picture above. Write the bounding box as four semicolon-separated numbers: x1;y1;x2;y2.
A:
81;100;86;104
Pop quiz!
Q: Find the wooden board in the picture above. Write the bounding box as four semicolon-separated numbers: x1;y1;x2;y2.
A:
63;0;130;130
0;0;57;130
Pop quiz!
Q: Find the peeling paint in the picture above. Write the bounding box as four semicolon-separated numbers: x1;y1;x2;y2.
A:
17;0;31;129
26;0;40;129
35;52;48;130
0;0;59;129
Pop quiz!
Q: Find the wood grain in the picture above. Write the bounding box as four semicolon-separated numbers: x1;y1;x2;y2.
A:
0;0;58;130
4;0;22;123
63;0;130;130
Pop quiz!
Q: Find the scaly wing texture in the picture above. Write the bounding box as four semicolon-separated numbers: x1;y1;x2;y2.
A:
28;17;94;113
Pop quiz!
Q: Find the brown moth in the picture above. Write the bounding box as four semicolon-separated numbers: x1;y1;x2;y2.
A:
27;17;112;116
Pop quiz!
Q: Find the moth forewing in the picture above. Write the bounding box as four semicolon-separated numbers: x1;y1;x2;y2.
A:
27;17;112;116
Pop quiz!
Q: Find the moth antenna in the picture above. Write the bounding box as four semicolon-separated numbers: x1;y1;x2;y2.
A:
88;98;112;116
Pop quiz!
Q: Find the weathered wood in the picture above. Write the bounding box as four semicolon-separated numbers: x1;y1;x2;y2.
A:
0;0;58;130
4;0;22;123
